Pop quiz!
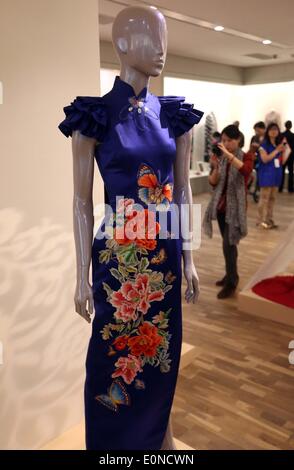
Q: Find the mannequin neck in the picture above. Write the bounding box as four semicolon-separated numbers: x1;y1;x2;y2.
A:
119;67;150;98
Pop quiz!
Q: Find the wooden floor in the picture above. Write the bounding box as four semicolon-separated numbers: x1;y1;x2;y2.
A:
173;191;294;450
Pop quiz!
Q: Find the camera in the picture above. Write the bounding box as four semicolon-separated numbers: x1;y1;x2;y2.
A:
212;144;223;158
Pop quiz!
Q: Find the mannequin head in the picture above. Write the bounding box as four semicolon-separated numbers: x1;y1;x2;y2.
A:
112;6;167;79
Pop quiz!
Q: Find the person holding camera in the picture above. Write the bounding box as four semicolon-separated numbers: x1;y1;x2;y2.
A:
203;125;254;299
257;122;290;229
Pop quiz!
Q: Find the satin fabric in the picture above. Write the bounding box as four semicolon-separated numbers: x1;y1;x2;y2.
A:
58;75;203;450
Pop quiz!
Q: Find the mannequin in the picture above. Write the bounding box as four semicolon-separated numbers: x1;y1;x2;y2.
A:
59;4;203;451
265;109;282;129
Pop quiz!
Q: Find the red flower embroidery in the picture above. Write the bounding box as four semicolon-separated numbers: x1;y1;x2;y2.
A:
97;191;175;407
112;335;129;351
128;322;163;357
111;354;143;384
109;273;165;322
114;208;160;250
116;198;135;215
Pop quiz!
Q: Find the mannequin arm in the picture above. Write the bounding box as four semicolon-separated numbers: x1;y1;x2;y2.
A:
173;130;200;304
72;130;96;323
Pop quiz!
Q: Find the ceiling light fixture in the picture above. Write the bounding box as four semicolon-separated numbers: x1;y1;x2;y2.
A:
109;0;289;49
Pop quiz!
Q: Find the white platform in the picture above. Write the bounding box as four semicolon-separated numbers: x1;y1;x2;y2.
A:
189;168;210;195
238;287;294;327
40;341;197;451
40;421;193;451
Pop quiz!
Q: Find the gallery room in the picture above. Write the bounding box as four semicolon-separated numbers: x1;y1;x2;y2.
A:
1;0;294;456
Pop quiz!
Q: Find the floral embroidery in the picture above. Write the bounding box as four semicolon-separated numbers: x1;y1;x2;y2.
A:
127;322;164;357
95;196;176;412
112;354;143;384
109;273;165;322
114;207;160;251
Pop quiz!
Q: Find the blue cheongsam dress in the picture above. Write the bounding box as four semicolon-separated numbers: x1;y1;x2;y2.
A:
58;75;203;450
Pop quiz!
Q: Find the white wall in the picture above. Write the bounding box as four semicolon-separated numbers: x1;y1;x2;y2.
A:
164;76;294;160
100;68;120;95
0;0;102;450
239;81;294;148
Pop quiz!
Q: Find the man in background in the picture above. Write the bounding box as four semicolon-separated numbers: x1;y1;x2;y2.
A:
279;120;294;193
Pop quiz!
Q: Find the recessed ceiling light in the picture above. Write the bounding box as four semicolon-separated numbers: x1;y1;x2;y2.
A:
262;39;272;45
214;25;224;32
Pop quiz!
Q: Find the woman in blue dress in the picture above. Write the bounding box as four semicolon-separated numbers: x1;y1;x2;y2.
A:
257;122;289;229
58;3;206;451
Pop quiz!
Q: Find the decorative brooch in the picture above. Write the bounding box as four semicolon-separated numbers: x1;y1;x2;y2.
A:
118;96;159;131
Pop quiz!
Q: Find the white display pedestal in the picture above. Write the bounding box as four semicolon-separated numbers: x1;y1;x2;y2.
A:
238;221;294;326
238;283;294;327
189;163;210;195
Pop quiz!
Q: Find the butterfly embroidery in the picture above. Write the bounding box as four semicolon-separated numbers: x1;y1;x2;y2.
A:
107;346;116;356
151;248;167;265
137;163;173;210
134;379;146;390
165;270;176;284
95;379;131;412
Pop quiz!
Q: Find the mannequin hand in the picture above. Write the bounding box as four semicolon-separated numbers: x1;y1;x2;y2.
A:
183;260;200;303
74;279;94;323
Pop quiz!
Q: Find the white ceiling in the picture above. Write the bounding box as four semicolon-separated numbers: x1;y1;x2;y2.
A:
99;0;294;68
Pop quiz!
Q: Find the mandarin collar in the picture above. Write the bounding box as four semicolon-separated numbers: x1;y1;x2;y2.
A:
112;75;150;101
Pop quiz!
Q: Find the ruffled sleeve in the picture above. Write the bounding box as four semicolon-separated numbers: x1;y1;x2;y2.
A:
58;96;108;142
158;95;204;138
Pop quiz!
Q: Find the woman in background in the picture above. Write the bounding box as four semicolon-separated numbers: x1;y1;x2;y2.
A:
203;125;254;299
248;121;266;203
257;122;289;229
